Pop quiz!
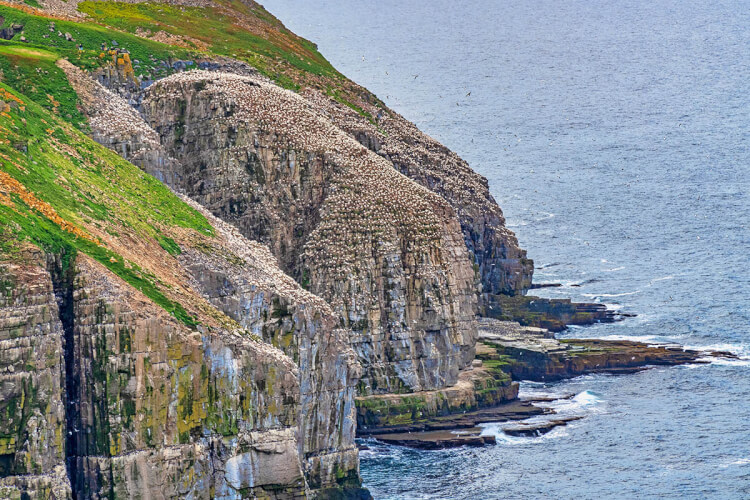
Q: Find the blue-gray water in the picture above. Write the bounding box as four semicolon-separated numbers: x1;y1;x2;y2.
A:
264;1;749;498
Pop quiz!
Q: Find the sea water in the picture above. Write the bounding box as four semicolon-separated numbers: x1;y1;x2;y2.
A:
264;1;750;497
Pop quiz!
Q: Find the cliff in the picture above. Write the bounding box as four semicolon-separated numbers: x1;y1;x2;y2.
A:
0;0;541;497
0;85;364;498
140;70;479;396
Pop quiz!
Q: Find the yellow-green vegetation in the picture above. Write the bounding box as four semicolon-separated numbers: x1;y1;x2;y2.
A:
77;0;341;90
0;4;193;74
0;0;382;119
0;82;213;326
0;44;88;128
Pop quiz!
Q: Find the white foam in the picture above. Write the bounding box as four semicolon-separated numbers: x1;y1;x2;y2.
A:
544;390;606;415
583;334;675;343
582;290;640;298
602;302;624;311
698;356;750;367
479;421;570;444
684;342;750;357
720;457;750;468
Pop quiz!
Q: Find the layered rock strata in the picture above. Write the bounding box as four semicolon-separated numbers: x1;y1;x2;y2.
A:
0;246;71;498
475;320;717;382
57;65;365;495
300;90;534;300
178;199;363;495
139;70;478;396
355;364;518;432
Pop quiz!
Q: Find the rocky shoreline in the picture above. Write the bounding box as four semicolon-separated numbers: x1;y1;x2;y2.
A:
358;318;733;449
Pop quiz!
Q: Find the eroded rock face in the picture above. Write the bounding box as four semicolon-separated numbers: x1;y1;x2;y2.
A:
0;246;69;495
62;254;305;499
178;201;363;494
141;70;478;395
0;237;365;498
301;90;534;301
59;65;365;495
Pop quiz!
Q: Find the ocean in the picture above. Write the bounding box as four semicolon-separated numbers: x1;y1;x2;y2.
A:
264;1;750;498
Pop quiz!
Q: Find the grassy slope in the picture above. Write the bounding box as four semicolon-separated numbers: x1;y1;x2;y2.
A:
0;3;192;74
76;0;340;88
0;0;385;323
0;82;214;326
0;0;381;114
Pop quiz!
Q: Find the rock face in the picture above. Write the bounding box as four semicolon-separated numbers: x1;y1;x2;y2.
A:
0;246;71;499
57;65;365;495
355;364;518;432
0;247;309;498
301;90;534;301
63;255;305;499
0;238;364;499
140;70;478;396
178;201;363;495
0;80;369;495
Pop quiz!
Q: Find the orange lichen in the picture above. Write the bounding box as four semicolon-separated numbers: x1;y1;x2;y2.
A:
0;170;101;245
1;89;24;107
46;93;60;113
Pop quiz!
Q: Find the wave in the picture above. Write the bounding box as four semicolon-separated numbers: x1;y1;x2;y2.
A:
582;290;640;298
595;334;680;343
720;457;750;468
542;390;606;415
479;421;571;445
650;275;674;283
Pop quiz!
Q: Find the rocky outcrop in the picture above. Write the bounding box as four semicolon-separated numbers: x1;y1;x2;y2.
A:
477;332;710;382
53;250;306;498
484;293;629;332
301;90;534;301
0;238;367;499
57;65;366;495
140;70;478;396
177;199;364;496
355;360;517;433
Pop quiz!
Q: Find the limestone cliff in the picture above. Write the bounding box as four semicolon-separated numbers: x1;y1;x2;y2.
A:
1;0;542;496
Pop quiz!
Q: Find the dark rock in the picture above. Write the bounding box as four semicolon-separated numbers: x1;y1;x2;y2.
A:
485;293;632;332
0;20;24;40
480;338;708;382
502;416;583;437
373;429;496;449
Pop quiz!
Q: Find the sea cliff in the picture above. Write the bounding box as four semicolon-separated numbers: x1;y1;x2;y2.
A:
0;1;719;498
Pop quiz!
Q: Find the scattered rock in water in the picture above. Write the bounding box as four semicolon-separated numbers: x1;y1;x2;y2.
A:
374;428;496;449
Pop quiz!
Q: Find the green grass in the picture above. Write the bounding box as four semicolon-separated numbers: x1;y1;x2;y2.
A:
0;43;89;129
0;1;377;111
76;0;341;88
1;83;213;326
0;4;192;78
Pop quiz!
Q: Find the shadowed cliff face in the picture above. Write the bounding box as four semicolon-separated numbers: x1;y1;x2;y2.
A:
139;71;478;396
